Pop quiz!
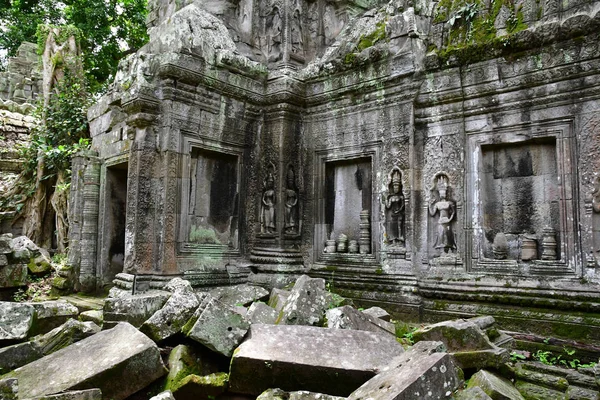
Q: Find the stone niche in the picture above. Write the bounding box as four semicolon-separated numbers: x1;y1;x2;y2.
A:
180;148;240;252
480;139;559;260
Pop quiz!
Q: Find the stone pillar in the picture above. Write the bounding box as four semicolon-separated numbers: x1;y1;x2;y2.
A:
68;150;101;292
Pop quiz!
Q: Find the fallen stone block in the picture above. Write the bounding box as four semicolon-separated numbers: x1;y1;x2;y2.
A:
469;370;525;400
246;302;278;325
140;287;200;342
165;277;193;293
208;284;269;307
10;236;51;275
150;391;176;400
0;264;27;288
24;388;103;400
0;302;34;344
326;305;395;335
361;306;391;322
0;254;7;267
0;377;18;400
79;310;103;326
5;322;167;400
413;319;496;352
383;341;448;371
268;288;290;312
515;381;566;399
171;372;229;400
0;235;12;254
453;347;510;370
455;386;493;400
183;294;250;357
565;385;599;400
348;343;462;400
27;300;80;336
278;275;330;326
103;291;170;328
229;324;405;396
257;388;346;400
165;344;225;391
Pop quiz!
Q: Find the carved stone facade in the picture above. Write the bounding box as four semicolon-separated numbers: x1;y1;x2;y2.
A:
72;0;600;339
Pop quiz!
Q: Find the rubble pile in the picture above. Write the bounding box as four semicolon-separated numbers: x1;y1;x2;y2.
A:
0;275;599;399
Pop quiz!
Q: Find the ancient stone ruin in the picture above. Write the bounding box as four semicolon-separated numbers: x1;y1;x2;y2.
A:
61;0;600;342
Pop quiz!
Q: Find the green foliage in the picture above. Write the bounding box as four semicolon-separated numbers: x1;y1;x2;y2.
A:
531;348;598;369
13;270;58;302
393;320;418;346
510;351;527;361
0;0;149;93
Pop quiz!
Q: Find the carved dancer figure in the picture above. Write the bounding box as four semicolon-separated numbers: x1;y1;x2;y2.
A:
266;6;282;62
284;166;299;234
384;168;405;245
429;173;456;254
260;172;276;234
592;177;600;264
291;7;303;54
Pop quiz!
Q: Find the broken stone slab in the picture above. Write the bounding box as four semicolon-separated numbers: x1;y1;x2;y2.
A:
10;236;51;275
361;306;391;322
165;277;193;293
348;351;462;400
277;275;330;326
268;288;290;313
207;284;269;307
383;341;448;371
165;344;225;391
468;370;525;400
0;235;12;254
23;388;103;400
171;372;229;400
150;391;176;400
257;388;346;400
103;291;170;328
455;386;493;400
413;319;496;352
5;322;167;400
27;300;80;336
0;302;34;344
246;302;278;325
326;305;395;335
79;310;103;326
0;264;27;288
453;347;510;370
182;293;250;357
514;381;565;399
0;377;18;400
140;287;200;342
469;316;496;330
229;324;405;396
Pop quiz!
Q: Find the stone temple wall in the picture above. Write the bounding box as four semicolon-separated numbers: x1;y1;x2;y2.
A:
77;0;600;340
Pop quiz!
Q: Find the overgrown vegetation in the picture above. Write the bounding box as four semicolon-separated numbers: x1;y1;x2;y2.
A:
510;348;598;370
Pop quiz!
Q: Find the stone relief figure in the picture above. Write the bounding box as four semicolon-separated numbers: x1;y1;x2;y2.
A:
260;170;277;234
284;166;299;234
266;6;282;62
591;177;600;265
291;6;304;55
429;173;457;254
384;168;405;246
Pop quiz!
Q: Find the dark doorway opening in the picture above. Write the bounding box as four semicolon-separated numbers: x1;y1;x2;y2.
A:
104;162;128;285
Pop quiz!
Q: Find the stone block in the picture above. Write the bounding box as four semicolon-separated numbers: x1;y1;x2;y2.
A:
165;344;224;391
0;302;34;344
0;263;27;288
455;387;493;400
453;347;510;370
0;377;18;400
27;300;80;336
5;322;167;400
24;389;103;400
0;254;7;266
0;340;40;374
171;372;229;400
413;319;496;352
140;287;200;342
278;275;330;326
257;388;346;400
0;236;12;254
229;324;405;396
79;310;103;326
103;291;171;327
361;306;391;322
208;284;269;307
326;305;395;335
469;370;525;400
268;288;290;312
182;294;250;357
246;302;278;325
348;352;462;400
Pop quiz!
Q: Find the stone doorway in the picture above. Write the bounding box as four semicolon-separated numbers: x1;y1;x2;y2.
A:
102;162;128;286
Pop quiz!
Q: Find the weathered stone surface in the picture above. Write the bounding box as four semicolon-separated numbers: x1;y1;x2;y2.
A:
150;391;176;400
103;292;170;327
24;388;103;400
383;341;448;370
246;302;278;325
361;306;391;322
208;284;269;307
565;386;599;400
27;300;80;336
257;388;346;400
469;370;525;400
278;275;330;326
140;287;200;341
171;372;229;400
268;288;290;313
165;277;193;292
165;344;224;391
183;294;249;357
0;377;18;400
0;302;33;343
0;263;27;288
514;380;566;399
0;341;40;374
229;324;405;396
469;316;496;330
413;319;496;352
10;236;51;274
5;322;167;400
0;236;12;254
326;305;395;335
455;387;493;400
79;310;103;326
348;342;462;400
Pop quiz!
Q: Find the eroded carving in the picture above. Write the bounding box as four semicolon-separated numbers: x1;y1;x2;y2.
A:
384;168;405;246
260;166;277;234
284;165;299;235
429;173;457;255
592;177;600;266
